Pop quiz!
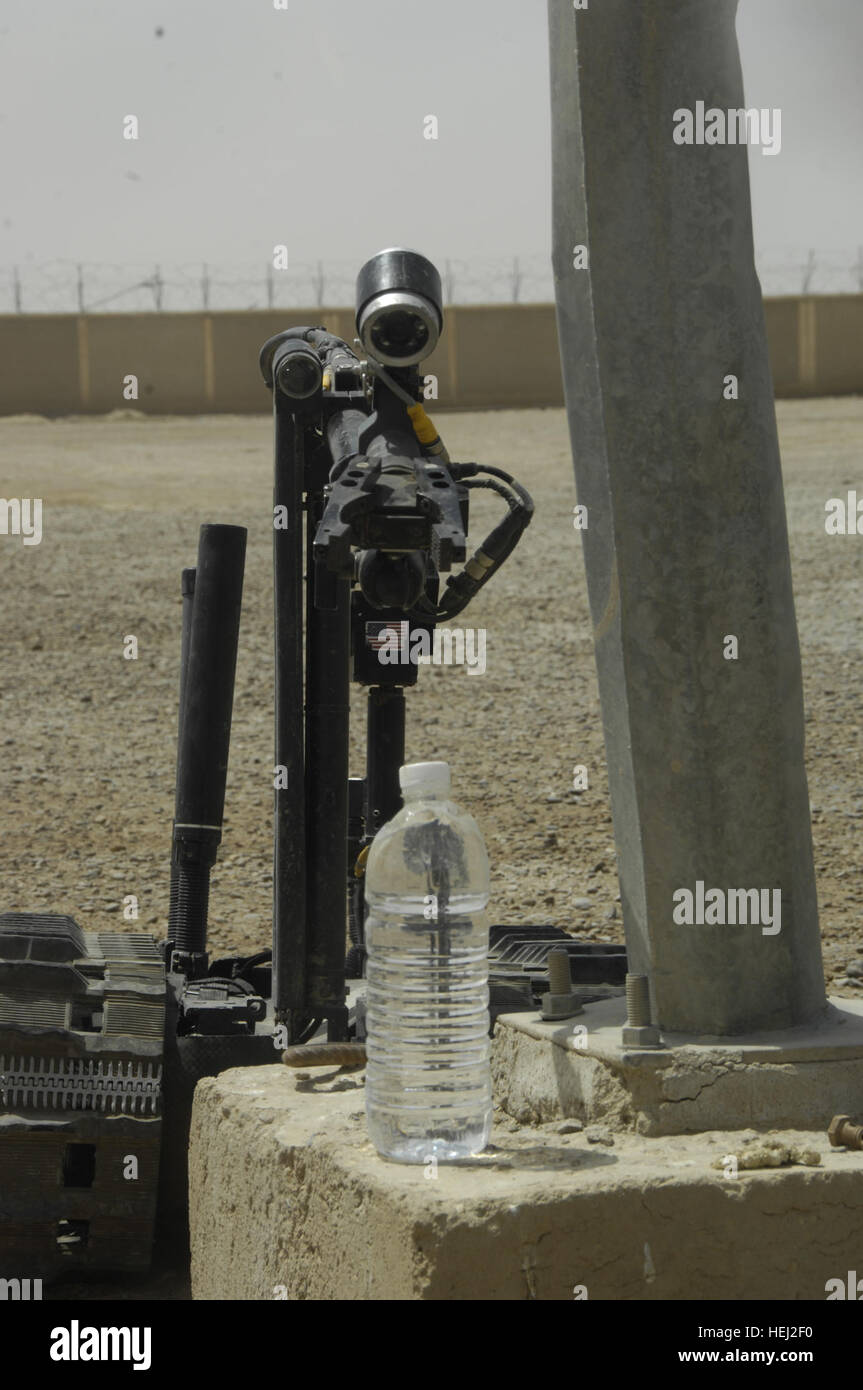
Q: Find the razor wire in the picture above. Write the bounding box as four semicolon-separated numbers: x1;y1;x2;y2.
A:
0;250;861;314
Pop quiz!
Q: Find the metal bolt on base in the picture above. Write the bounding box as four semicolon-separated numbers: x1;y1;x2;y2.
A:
621;973;664;1048
828;1114;863;1150
540;947;584;1020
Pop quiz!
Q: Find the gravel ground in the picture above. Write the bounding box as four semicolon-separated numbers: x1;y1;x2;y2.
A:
1;398;863;995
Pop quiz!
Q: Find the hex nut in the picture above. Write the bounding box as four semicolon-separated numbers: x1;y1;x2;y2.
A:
828;1114;851;1146
541;993;584;1021
621;1024;664;1049
828;1114;863;1149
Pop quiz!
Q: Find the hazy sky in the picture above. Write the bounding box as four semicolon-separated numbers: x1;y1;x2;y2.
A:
0;0;860;285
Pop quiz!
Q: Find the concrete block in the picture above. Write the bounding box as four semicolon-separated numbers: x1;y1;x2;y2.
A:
815;296;863;395
492;997;863;1135
451;305;563;409
189;1061;863;1300
763;298;801;396
0;315;80;415
85;314;207;413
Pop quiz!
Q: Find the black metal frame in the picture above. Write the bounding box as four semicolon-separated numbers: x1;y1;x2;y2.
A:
266;333;452;1043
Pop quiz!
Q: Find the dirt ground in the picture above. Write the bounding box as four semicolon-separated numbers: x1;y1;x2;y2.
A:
1;397;862;996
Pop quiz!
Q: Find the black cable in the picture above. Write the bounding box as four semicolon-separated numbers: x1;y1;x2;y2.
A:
186;976;254;994
234;950;272;979
429;469;533;620
450;461;535;518
464;477;520;507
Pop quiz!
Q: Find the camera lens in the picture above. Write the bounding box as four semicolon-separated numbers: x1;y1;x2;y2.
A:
358;550;427;609
273;343;323;399
369;309;428;361
384;311;419;345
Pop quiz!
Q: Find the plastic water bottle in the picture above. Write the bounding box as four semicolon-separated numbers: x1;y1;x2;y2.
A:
364;760;492;1163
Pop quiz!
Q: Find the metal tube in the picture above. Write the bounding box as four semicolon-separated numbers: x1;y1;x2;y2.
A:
171;525;246;976
168;567;196;938
273;405;307;1022
366;686;405;839
304;496;350;1041
178;568;197;745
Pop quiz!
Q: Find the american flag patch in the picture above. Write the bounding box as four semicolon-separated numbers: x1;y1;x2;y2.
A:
366;620;409;651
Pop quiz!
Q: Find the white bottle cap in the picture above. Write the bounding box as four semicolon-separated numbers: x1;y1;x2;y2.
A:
399;761;451;797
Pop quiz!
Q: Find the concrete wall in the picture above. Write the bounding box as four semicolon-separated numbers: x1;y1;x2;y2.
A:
0;315;82;415
0;296;860;416
762;296;863;398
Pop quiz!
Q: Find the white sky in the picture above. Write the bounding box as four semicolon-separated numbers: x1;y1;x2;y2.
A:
0;0;859;286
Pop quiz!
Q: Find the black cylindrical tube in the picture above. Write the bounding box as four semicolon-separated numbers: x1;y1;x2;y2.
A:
346;777;366;975
273;405;307;1019
172;525;246;964
355;249;443;333
366;686;406;838
305;496;350;1040
178;568;197;744
175;526;246;831
168;568;197;937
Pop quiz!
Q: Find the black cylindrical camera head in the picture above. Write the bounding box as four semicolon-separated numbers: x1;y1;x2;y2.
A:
356;248;443;367
272;339;323;400
357;549;427;610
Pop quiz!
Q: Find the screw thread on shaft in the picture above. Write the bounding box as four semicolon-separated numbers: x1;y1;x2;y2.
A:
626;973;652;1027
547;947;572;995
171;862;212;955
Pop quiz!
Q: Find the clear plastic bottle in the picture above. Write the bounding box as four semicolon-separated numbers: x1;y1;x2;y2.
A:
364;760;492;1163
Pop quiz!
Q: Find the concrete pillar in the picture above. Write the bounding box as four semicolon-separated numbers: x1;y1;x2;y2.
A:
548;0;826;1034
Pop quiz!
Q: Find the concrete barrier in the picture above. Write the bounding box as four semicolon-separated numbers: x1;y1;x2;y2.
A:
188;1060;863;1300
0;296;860;416
0;315;81;415
83;314;208;414
812;296;863;396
